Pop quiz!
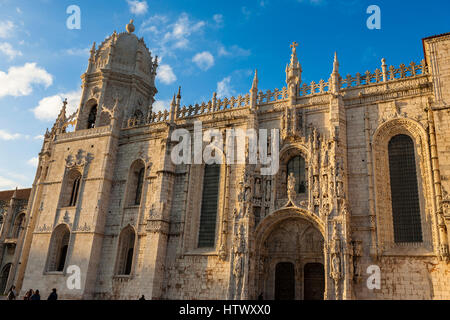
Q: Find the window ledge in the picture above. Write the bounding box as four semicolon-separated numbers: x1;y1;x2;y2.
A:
184;249;218;256
44;271;65;276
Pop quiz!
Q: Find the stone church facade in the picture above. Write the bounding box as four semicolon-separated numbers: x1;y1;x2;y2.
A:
6;21;450;300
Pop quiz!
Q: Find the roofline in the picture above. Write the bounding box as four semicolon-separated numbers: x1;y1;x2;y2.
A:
422;32;450;65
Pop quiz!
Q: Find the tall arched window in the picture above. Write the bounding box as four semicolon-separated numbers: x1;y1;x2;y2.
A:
116;227;135;275
64;170;82;207
87;104;97;129
287;156;307;194
0;263;11;295
388;134;423;243
47;224;70;272
11;213;25;239
198;164;221;248
135;168;145;205
126;160;145;206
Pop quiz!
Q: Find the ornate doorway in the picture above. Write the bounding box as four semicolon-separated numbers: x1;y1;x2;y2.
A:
304;263;325;300
275;262;295;300
255;213;325;300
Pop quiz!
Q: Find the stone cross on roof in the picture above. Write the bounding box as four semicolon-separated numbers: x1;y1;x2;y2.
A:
290;41;299;49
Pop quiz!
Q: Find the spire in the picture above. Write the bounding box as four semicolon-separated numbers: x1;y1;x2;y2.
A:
170;94;177;123
290;41;299;68
381;58;388;82
176;86;182;108
332;52;339;74
330;52;341;94
250;69;259;110
286;41;302;101
12;187;18;199
251;69;258;92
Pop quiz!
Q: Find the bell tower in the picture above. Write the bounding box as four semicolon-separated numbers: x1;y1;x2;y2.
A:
75;20;158;130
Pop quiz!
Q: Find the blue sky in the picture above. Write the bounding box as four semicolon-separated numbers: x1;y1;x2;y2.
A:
0;0;449;190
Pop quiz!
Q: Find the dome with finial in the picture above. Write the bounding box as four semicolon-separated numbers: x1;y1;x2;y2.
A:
87;20;157;84
126;19;135;33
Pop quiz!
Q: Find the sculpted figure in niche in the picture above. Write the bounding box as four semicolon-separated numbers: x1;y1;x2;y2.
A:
287;172;296;201
254;178;261;198
265;180;271;202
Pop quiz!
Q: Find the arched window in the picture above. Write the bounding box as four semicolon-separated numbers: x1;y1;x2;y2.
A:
116;227;135;275
11;213;25;239
87;104;97;129
198;164;221;248
135;168;145;205
64;170;82;207
0;263;11;295
287;156;307;194
47;224;70;272
388;134;423;243
126;160;145;206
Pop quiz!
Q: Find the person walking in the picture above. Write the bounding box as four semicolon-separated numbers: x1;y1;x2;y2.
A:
7;285;16;300
47;288;58;300
23;289;34;300
139;295;145;300
30;290;40;300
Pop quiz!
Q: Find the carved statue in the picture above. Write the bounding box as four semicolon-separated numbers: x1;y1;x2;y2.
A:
287;172;296;201
254;178;261;198
322;175;328;198
264;180;271;202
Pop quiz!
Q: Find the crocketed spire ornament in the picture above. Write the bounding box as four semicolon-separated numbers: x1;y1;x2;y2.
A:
286;41;302;100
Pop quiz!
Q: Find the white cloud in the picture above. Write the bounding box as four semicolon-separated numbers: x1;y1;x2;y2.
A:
32;90;81;121
213;14;224;27
0;42;22;60
153;100;171;113
65;47;90;57
0;63;53;98
0;21;15;38
217;76;235;98
218;45;251;57
127;0;149;15
0;175;21;190
0;129;23;141
142;13;206;55
34;135;44;140
165;13;205;49
27;157;39;167
192;51;214;71
157;64;177;84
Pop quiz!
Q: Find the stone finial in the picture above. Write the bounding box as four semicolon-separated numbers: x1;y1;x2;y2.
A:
11;187;18;199
176;86;182;108
126;19;135;33
286;41;302;94
251;69;258;92
332;52;339;74
381;58;388;82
